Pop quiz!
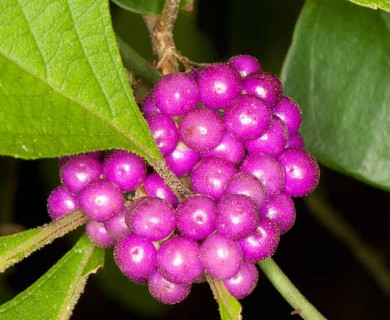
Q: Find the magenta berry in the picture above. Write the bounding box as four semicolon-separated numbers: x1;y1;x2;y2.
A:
224;94;272;141
176;194;216;240
104;207;131;241
260;192;296;234
146;113;179;156
102;150;147;192
286;133;305;149
273;96;302;134
199;233;243;280
228;55;261;78
224;261;259;299
143;173;178;207
239;217;280;262
240;152;285;199
85;220;116;248
114;233;157;283
126;197;176;241
79;179;124;222
245;116;288;157
60;153;102;194
243;72;283;107
157;236;203;284
191;156;238;200
164;141;200;177
148;271;191;304
141;90;160;116
154;73;199;116
47;185;79;219
278;148;320;197
215;194;259;240
178;107;225;152
198;63;242;109
200;132;245;165
224;172;267;209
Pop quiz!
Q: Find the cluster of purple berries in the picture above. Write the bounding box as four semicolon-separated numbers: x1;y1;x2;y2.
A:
47;55;319;305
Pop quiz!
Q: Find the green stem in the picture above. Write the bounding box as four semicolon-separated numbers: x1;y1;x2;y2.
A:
116;36;161;85
305;191;390;299
258;258;327;320
0;210;88;273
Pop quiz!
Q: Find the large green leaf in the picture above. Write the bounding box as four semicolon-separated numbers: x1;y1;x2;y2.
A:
281;0;390;190
0;0;161;163
0;234;104;320
111;0;193;15
348;0;390;12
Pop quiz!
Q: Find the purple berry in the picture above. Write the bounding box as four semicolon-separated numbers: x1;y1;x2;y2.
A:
85;220;116;248
190;156;238;200
239;217;280;262
198;63;242;109
228;55;261;78
224;95;272;141
59;151;103;168
273;96;302;134
215;194;259;240
278;148;320;197
286;133;305;149
141;90;160;116
178;107;225;152
104;206;131;241
146;113;179;156
199;233;243;280
224;261;259;299
245;116;288;157
176;194;216;240
154;73;199;116
240;153;285;199
60;153;102;194
102;150;147;192
148;271;191;304
243;72;283;107
157;236;203;284
260;192;296;234
114;233;157;283
47;185;79;219
126;197;176;241
164;142;200;177
143;173;178;207
224;172;267;209
200;133;245;165
79;179;124;222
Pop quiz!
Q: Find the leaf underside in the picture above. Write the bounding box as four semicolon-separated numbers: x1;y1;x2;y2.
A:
348;0;390;12
281;0;390;190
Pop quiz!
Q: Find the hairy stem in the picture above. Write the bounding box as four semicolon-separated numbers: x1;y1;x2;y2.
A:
0;210;88;273
305;191;390;299
144;0;181;74
258;258;327;320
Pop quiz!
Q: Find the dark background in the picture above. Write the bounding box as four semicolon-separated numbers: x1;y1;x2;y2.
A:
1;1;389;319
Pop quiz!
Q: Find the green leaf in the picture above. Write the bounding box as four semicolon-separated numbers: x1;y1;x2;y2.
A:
207;277;242;320
111;0;193;15
0;0;161;163
347;0;390;12
0;234;104;320
0;211;88;273
281;0;390;190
